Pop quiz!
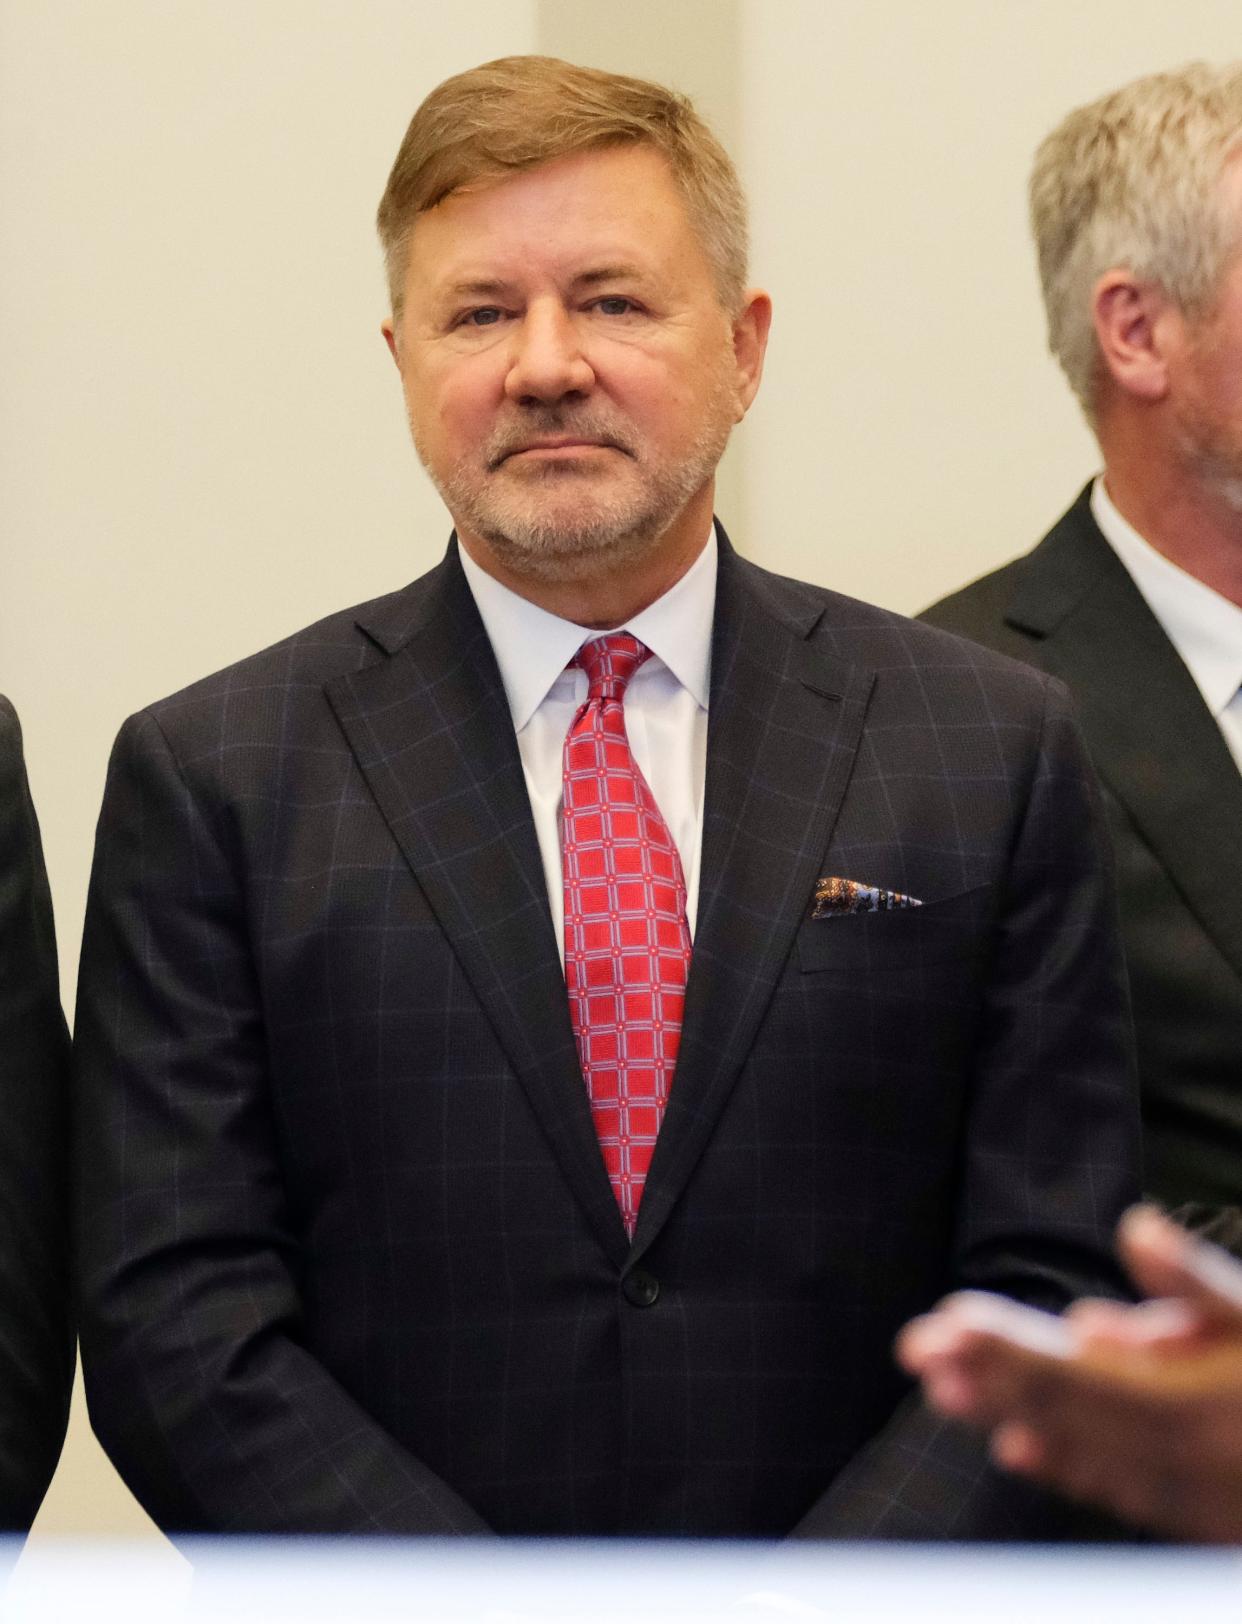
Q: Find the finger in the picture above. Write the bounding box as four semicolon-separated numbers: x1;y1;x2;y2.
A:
990;1421;1045;1475
897;1291;1067;1375
899;1324;1047;1429
898;1320;1013;1424
897;1295;1087;1435
1120;1207;1242;1323
914;1292;1074;1356
927;1332;1072;1427
1070;1295;1209;1355
921;1365;984;1420
1064;1299;1135;1338
895;1310;971;1373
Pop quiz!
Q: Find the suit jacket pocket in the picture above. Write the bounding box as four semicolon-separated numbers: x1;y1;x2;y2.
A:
795;884;993;973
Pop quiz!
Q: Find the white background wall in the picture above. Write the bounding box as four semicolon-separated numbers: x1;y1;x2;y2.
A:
2;0;1239;1546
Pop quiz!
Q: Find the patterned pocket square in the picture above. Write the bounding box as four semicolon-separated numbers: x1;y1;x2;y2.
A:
811;876;923;918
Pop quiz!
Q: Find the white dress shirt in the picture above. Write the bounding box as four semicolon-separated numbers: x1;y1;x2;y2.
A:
1092;477;1242;774
459;534;715;957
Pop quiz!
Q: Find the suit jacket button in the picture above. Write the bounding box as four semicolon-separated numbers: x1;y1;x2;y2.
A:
623;1269;660;1308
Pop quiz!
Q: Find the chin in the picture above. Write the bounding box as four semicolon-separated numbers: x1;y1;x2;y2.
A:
476;504;673;583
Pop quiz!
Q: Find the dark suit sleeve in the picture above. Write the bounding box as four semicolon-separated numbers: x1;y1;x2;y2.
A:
74;710;489;1534
0;698;73;1529
794;675;1142;1540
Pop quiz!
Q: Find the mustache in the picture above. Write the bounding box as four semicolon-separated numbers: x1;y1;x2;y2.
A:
485;411;637;469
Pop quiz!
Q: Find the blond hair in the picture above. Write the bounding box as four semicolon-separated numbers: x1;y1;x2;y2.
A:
377;55;748;318
1031;63;1242;421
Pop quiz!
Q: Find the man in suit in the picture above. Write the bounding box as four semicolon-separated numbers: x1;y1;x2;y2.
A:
75;55;1139;1539
923;65;1242;1245
0;697;73;1528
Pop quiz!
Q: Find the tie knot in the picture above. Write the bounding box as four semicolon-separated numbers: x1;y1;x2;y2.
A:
574;632;651;702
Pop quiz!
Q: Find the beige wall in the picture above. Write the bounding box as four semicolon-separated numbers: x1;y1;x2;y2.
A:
3;0;1239;1546
737;0;1242;610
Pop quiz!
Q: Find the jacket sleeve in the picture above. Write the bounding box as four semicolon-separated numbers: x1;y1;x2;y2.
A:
74;709;489;1534
0;698;73;1529
793;674;1143;1540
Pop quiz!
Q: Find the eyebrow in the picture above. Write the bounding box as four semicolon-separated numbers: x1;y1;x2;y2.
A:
441;265;652;301
444;278;514;300
573;265;650;288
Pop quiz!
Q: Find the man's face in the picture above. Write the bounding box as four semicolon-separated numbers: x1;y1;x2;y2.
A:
1169;155;1242;511
383;145;766;588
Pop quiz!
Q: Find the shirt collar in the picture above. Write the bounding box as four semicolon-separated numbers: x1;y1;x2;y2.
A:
1091;476;1242;719
458;529;717;733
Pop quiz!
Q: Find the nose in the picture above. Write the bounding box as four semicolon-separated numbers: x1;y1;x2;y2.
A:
504;303;595;406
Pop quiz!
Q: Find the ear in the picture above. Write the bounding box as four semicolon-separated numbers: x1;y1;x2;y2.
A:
381;317;400;366
731;289;772;417
1091;271;1176;405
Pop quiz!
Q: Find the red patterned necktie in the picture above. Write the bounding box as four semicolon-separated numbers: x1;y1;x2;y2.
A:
562;633;693;1236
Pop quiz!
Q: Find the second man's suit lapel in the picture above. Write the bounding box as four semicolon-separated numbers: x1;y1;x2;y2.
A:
325;545;630;1266
631;536;875;1253
1006;506;1242;987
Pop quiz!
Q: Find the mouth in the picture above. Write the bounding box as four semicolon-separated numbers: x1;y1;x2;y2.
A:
503;439;616;461
489;431;635;470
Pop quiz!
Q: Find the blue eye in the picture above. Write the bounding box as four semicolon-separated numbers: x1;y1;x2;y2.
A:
595;297;634;316
463;307;503;327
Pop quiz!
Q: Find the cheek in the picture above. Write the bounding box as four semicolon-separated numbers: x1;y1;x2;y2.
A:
615;351;731;440
408;370;492;456
1198;366;1242;440
1223;348;1242;421
1186;311;1242;422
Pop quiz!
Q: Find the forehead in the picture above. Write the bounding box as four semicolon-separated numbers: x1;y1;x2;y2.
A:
402;145;707;291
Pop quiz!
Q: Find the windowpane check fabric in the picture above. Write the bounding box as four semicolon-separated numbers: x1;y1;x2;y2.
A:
71;532;1141;1540
562;633;692;1235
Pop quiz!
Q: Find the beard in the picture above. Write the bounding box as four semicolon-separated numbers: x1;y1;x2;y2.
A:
1173;322;1242;514
1176;409;1242;514
413;368;738;585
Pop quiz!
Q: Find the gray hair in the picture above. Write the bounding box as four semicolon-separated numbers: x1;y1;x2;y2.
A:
1030;63;1242;421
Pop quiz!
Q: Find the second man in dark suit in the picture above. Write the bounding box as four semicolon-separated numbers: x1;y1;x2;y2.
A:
925;64;1242;1246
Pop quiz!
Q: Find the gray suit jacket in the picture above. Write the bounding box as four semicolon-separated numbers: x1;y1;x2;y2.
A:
74;528;1140;1538
923;487;1242;1250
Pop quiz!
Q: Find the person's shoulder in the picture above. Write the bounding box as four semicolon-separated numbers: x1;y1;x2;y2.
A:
123;567;441;758
732;551;1054;692
920;556;1026;640
0;697;30;805
920;486;1098;641
0;695;19;754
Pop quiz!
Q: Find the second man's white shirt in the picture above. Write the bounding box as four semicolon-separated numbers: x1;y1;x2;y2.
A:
459;532;715;959
1092;478;1242;774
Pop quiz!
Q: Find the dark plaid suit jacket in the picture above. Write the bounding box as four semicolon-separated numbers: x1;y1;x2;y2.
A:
74;528;1141;1538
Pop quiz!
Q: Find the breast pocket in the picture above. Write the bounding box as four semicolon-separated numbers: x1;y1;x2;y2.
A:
795;884;994;974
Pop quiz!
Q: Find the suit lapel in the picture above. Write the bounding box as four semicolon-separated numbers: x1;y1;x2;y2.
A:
325;545;629;1265
1006;498;1242;985
632;536;875;1252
